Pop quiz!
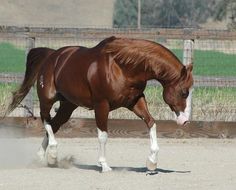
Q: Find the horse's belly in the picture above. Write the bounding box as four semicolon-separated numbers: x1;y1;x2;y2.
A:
109;89;143;110
56;76;93;109
60;89;93;109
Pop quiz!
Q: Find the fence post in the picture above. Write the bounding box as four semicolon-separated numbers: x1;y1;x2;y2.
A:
23;37;35;117
183;39;194;120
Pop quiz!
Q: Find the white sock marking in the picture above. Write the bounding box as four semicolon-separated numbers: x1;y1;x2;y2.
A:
97;128;112;172
148;123;159;164
44;122;57;146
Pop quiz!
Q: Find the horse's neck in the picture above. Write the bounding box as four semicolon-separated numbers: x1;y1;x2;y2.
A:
149;62;182;86
123;63;180;86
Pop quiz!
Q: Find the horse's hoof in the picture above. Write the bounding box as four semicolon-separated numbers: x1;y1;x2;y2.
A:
102;165;112;173
58;155;74;169
146;158;157;171
47;162;58;168
98;162;112;173
46;145;58;167
37;146;45;162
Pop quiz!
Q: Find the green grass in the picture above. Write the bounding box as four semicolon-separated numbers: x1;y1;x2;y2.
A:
194;50;236;76
144;85;236;106
0;84;235;120
0;83;17;116
0;43;25;72
143;85;236;121
193;87;236;102
172;49;236;76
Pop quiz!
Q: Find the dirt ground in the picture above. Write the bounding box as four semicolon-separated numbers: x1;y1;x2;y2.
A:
0;137;235;190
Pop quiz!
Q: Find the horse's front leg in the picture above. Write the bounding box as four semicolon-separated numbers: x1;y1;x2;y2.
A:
147;123;159;170
95;100;112;172
97;128;112;172
131;96;159;171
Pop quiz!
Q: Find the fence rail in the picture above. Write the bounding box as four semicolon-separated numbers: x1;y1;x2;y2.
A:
1;73;236;88
0;26;236;40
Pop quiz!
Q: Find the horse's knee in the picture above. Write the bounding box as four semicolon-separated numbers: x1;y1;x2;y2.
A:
39;102;53;122
145;117;155;128
40;112;51;123
97;128;108;144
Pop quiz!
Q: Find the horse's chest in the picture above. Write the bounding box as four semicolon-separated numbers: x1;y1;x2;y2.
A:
126;87;142;99
112;86;144;108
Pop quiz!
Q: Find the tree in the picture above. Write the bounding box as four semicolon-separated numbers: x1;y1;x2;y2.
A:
213;0;236;29
113;0;139;28
113;0;222;28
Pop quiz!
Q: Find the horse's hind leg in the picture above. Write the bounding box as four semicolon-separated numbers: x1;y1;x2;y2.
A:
36;69;59;166
50;100;77;134
38;100;77;166
38;97;58;166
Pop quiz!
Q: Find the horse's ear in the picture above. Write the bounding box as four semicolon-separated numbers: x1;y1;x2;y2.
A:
180;66;187;79
186;63;193;72
180;64;193;81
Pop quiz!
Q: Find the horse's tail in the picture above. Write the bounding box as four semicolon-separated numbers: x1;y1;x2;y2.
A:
5;47;54;116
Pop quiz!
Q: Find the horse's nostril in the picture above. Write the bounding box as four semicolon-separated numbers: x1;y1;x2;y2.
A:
176;112;190;126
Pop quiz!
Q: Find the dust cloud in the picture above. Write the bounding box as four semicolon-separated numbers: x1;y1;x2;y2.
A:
0;124;38;169
0;124;75;169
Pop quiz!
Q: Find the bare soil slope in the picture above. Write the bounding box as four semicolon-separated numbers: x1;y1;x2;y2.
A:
0;0;115;27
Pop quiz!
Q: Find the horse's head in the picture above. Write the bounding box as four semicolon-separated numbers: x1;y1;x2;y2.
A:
163;64;193;126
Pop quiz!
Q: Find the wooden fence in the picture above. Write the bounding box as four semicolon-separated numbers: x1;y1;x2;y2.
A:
0;26;236;40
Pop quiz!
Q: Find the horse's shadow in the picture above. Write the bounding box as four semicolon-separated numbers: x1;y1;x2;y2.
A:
73;162;191;175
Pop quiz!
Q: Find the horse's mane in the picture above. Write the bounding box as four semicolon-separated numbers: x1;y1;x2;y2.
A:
100;37;183;81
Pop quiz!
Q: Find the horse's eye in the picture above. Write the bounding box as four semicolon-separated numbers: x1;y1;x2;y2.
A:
181;90;189;99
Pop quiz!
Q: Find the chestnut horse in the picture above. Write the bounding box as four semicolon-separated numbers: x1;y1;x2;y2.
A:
7;36;193;172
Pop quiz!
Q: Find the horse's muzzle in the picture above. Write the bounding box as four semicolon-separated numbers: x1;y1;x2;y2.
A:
176;112;190;126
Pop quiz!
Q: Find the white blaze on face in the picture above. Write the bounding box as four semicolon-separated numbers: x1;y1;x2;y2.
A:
176;88;193;126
